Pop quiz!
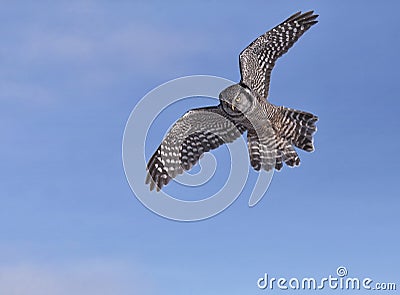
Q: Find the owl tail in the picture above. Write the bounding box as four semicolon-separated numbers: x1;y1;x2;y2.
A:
277;106;318;152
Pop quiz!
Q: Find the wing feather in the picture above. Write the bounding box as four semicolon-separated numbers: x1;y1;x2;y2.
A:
146;106;246;191
239;11;318;100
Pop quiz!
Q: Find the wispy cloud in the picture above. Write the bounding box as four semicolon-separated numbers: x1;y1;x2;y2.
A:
105;24;209;71
7;24;206;66
0;260;156;295
0;13;211;106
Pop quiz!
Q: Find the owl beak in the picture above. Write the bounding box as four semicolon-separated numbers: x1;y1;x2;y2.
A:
231;104;235;111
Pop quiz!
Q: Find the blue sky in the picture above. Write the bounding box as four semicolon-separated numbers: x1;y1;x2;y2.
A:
1;1;400;294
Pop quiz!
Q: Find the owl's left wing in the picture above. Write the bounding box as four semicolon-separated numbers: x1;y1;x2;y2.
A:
146;106;246;191
239;11;318;100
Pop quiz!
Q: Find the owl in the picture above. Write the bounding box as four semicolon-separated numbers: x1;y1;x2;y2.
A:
146;11;319;191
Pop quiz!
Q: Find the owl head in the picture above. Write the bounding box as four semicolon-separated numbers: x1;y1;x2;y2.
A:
219;84;255;116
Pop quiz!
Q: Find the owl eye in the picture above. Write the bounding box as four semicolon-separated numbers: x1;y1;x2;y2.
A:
235;96;241;102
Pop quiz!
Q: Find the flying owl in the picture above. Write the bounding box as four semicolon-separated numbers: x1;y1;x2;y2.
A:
146;11;319;191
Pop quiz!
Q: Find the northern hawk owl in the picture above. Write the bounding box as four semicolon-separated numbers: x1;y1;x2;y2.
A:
146;11;319;191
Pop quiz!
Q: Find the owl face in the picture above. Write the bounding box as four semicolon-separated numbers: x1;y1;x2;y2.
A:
219;84;255;117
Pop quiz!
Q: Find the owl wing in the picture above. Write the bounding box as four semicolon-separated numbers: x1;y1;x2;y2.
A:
146;105;246;191
239;11;318;100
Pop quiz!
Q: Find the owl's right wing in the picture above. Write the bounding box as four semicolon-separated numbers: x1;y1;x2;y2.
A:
146;105;246;191
239;11;318;100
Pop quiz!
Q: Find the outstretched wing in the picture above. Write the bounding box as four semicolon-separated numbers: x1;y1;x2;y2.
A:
146;106;246;191
239;11;318;100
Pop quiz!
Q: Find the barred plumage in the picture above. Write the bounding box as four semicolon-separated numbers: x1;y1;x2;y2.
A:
247;130;277;171
276;107;318;152
239;11;318;100
146;11;319;191
146;107;246;191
